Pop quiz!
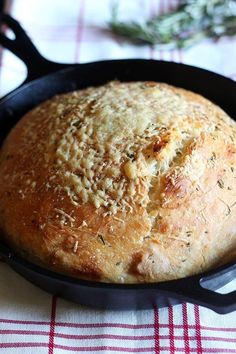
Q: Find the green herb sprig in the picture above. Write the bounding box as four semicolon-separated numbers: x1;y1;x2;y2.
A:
109;0;236;49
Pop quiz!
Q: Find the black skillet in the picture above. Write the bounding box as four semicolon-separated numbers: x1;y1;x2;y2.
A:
0;14;235;313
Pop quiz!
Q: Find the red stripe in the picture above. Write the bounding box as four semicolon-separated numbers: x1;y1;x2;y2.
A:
48;295;57;354
0;343;153;352
1;343;236;353
1;318;236;332
168;0;182;63
167;0;175;62
0;343;48;348
56;322;153;329
55;346;154;353
168;305;175;354
182;303;190;354
158;0;165;60
154;306;160;354
56;333;154;341
75;0;85;62
149;0;156;60
194;305;203;354
177;0;184;67
53;347;236;353
54;333;236;343
0;318;50;325
0;329;49;336
0;329;235;343
149;46;154;60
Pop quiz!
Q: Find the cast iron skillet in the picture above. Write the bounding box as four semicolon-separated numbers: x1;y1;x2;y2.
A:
0;14;235;313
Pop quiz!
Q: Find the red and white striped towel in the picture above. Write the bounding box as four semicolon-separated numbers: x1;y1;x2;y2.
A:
0;1;236;353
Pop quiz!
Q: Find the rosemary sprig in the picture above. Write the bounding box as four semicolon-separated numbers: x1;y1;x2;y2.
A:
109;0;236;49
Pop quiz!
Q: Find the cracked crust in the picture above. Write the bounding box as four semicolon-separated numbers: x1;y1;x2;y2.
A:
0;81;235;283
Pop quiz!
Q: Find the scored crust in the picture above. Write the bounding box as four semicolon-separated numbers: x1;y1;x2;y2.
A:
0;81;235;283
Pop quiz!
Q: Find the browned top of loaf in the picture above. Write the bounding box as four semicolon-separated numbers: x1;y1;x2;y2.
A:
0;81;236;283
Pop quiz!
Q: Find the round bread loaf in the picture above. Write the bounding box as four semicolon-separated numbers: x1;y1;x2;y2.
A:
0;81;235;283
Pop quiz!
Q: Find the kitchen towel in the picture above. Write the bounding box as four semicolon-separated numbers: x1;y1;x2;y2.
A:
0;0;236;353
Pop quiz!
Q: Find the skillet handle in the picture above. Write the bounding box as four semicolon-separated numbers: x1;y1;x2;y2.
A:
0;14;69;82
175;263;236;314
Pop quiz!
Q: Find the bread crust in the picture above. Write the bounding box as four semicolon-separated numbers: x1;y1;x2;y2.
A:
0;81;235;283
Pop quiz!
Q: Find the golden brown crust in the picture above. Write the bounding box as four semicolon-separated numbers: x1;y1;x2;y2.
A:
0;81;235;283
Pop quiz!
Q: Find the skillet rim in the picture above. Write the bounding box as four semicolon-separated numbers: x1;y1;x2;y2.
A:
1;58;236;103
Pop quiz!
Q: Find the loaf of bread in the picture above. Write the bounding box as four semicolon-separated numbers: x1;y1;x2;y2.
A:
0;81;235;283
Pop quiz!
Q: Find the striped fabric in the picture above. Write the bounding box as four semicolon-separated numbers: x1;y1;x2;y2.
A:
0;1;236;353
